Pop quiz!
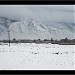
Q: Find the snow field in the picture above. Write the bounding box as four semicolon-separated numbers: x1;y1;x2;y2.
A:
0;43;74;70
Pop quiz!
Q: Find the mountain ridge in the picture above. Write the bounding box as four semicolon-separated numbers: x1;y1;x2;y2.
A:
0;16;74;40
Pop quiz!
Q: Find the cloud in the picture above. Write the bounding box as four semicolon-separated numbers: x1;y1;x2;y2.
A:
26;5;74;23
0;5;74;23
0;5;36;20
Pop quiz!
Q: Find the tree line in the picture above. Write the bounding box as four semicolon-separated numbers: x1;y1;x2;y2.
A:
0;38;75;45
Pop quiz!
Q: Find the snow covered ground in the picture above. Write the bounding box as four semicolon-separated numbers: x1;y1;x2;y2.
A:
0;43;74;70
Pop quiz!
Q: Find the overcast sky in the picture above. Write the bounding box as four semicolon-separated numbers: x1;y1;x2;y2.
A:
0;5;74;24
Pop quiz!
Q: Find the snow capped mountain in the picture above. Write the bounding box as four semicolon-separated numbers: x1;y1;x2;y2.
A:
46;22;74;40
0;17;16;28
9;18;74;40
0;16;74;40
0;17;16;40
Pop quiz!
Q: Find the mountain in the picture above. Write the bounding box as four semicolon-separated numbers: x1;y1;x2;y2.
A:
0;16;74;40
9;18;74;40
0;17;17;40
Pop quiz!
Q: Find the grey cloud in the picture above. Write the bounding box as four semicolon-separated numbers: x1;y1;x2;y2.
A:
0;5;74;23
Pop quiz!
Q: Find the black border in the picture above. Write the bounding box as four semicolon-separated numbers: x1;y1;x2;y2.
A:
0;0;74;5
0;70;75;74
0;0;75;74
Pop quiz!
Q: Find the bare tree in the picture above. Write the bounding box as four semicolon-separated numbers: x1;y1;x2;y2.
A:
7;30;11;47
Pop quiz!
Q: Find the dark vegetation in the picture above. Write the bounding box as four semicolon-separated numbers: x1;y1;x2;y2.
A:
0;38;75;45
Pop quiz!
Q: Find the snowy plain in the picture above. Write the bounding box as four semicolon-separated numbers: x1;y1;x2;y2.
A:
0;43;74;70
